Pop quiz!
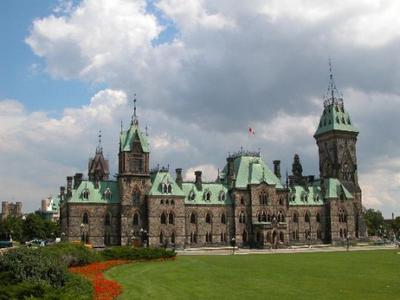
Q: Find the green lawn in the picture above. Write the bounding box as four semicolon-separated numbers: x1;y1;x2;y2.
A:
105;250;400;300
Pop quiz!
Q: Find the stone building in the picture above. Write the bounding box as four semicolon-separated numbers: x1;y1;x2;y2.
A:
60;71;366;248
1;201;22;220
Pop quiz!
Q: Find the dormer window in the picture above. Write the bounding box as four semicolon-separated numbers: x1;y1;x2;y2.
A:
103;188;112;201
162;184;168;194
167;184;172;193
204;191;211;201
347;118;351;124
342;117;346;124
82;189;89;200
189;191;196;201
162;183;172;194
219;191;225;201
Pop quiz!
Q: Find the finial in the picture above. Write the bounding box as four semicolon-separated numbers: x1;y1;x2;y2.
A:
120;120;123;133
131;94;138;125
324;58;343;107
96;130;103;153
145;124;149;136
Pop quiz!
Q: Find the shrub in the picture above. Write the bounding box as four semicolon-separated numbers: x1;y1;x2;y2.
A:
0;247;67;287
100;246;176;261
41;242;97;267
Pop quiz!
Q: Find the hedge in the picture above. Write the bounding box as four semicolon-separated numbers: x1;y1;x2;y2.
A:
100;246;176;261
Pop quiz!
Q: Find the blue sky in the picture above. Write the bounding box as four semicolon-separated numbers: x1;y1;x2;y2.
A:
0;0;399;216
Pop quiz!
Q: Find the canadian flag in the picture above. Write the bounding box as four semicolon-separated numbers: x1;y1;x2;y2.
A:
248;127;255;135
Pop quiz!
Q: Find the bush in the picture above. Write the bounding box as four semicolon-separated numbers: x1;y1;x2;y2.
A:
100;246;176;261
41;242;97;267
0;247;67;287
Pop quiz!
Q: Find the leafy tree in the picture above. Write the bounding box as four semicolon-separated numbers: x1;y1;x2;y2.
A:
363;209;385;236
0;217;23;241
22;213;46;241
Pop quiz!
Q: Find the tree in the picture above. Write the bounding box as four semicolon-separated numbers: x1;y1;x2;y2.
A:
363;209;385;236
22;214;46;241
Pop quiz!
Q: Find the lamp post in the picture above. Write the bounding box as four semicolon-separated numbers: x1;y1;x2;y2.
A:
231;237;236;255
80;223;84;243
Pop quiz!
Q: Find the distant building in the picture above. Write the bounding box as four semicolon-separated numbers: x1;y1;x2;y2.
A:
60;68;367;248
37;196;61;221
1;201;22;220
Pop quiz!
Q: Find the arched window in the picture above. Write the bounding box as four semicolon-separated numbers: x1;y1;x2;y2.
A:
259;191;268;205
132;190;140;204
279;232;284;242
103;188;112;201
160;199;164;204
169;213;174;225
240;197;245;205
105;212;111;226
305;213;310;223
189;191;196;201
293;213;298;223
167;184;172;193
160;213;167;224
133;213;139;226
190;213;196;224
166;199;169;205
190;232;197;243
239;211;246;223
82;212;89;224
339;208;347;223
316;213;321;223
221;213;226;224
82;189;89;200
339;228;343;238
279;198;284;206
163;184;168;194
261;211;267;222
204;191;211;201
171;232;175;244
242;230;248;243
205;213;212;224
171;199;175;205
104;232;111;245
159;232;164;244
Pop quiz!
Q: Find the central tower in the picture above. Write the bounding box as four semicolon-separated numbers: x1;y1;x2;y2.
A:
118;98;150;245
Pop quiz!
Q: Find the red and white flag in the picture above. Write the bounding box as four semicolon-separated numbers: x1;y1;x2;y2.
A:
248;127;255;135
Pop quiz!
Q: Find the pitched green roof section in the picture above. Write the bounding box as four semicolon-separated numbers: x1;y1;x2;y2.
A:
148;170;185;196
182;182;232;205
314;102;358;137
288;181;324;206
68;180;120;203
224;154;283;189
324;178;354;199
120;123;150;153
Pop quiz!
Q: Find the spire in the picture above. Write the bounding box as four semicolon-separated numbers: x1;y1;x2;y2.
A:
120;120;123;134
131;94;139;126
324;58;343;107
145;124;149;136
96;130;103;154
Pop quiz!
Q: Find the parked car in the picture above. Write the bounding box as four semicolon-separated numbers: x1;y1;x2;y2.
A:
0;240;13;248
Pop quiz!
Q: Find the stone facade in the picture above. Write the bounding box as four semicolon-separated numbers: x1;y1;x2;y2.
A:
60;75;366;248
1;201;22;220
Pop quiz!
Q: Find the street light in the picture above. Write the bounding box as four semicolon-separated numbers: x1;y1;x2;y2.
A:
80;223;84;243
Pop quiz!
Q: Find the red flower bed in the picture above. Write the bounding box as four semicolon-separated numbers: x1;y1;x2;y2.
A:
70;260;129;300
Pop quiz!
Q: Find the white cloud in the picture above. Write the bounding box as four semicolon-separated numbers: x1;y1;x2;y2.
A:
184;164;218;181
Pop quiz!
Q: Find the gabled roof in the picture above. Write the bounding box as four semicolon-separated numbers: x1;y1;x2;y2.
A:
221;155;283;189
67;180;120;203
181;182;232;205
119;123;150;153
324;178;354;199
148;170;185;196
314;102;358;137
288;181;324;206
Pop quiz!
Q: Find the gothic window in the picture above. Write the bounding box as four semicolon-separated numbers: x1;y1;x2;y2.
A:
305;213;310;223
171;199;175;205
132;190;140;204
335;105;339;112
339;208;347;223
336;116;340;123
166;199;169;205
342;117;346;123
103;188;112;201
293;213;298;223
160;199;164;204
340;228;343;238
348;117;351;124
160;213;167;224
316;213;321;223
104;232;111;246
259;191;268;205
279;198;284;206
219;191;226;201
133;213;139;226
267;213;272;222
242;230;248;243
163;184;168;194
190;213;196;224
82;189;89;200
159;232;164;244
221;213;226;224
105;212;112;226
279;232;284;243
167;184;172;193
204;191;211;201
240;197;245;205
205;213;212;224
169;213;174;225
239;211;246;223
171;232;175;244
82;212;89;224
189;191;196;201
190;232;197;243
279;211;285;222
261;211;267;222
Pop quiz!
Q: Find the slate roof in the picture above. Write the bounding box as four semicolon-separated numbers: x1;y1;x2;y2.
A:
148;170;185;196
68;180;120;203
181;182;232;205
120;123;150;153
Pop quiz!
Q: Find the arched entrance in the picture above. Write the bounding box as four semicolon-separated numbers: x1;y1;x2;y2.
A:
256;231;264;248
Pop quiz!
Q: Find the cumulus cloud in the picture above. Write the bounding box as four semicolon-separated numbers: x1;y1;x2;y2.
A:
184;164;218;181
15;0;400;216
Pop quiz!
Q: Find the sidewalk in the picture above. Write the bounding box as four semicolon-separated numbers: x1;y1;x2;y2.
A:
176;244;396;256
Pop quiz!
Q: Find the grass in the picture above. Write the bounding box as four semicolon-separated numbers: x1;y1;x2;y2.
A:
105;250;400;300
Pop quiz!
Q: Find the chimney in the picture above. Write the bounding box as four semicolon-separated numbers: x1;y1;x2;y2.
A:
176;168;183;188
226;156;235;187
273;160;281;179
195;170;202;189
74;173;83;189
60;186;65;201
66;176;73;196
41;199;48;212
308;175;315;183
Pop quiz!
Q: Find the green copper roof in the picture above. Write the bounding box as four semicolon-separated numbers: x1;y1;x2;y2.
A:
324;178;354;199
221;154;283;189
68;180;120;203
182;182;232;205
288;181;324;206
120;123;150;153
314;102;358;137
148;170;185;196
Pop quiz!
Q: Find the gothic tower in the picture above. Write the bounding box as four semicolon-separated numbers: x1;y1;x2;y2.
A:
314;61;365;240
118;98;151;245
314;62;360;193
88;131;110;183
